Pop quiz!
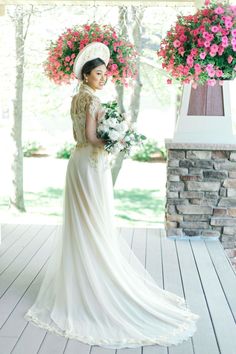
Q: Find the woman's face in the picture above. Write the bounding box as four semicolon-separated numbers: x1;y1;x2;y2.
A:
85;64;108;90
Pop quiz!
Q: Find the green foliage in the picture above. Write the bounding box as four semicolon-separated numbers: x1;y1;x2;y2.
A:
131;139;167;162
56;143;75;159
23;141;42;157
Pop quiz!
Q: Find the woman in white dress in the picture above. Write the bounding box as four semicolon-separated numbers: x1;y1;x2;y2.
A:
24;42;200;349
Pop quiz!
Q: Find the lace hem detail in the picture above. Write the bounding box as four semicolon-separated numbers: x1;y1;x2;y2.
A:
24;308;200;348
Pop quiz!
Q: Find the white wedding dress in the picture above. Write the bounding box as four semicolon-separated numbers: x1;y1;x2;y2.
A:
24;83;200;349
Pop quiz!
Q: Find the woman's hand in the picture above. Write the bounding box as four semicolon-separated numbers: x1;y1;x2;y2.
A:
97;109;105;123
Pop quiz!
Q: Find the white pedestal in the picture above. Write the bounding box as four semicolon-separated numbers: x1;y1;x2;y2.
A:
173;81;236;144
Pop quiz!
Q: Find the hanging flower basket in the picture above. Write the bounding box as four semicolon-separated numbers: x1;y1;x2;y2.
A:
157;0;236;87
44;22;138;86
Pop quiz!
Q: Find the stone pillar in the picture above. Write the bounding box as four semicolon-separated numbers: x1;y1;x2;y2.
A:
165;140;236;264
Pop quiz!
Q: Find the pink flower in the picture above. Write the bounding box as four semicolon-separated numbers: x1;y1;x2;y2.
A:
167;79;172;84
67;41;73;49
228;55;233;64
203;32;214;41
208;69;216;77
225;20;233;29
183;66;190;75
222;36;228;47
206;64;215;77
207;79;216;86
206;63;214;70
232;29;236;37
216;69;223;77
111;64;118;70
214;7;224;15
191;48;198;57
197;38;205;47
205;0;210;5
179;34;187;42
200;51;206;59
218;46;224;55
210;51;216;57
203;31;209;39
65;56;71;62
204;40;211;48
187;55;194;67
211;44;218;52
211;26;219;33
178;47;185;56
194;63;202;75
173;39;181;48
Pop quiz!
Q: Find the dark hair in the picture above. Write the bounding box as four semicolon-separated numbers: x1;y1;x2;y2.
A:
81;57;106;80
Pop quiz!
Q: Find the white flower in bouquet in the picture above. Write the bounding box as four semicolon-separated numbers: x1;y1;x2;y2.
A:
109;130;121;141
96;101;147;156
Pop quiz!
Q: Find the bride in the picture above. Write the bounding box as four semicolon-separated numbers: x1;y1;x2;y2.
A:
24;42;200;349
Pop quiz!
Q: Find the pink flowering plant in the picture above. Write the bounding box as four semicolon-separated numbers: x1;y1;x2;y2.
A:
44;22;138;86
157;0;236;86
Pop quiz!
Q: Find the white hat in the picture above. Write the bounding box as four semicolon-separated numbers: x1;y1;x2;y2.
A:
73;42;110;80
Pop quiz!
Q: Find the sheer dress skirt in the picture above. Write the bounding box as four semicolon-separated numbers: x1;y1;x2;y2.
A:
24;145;200;349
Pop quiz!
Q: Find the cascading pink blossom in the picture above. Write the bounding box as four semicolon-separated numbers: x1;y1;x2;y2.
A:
44;22;138;85
157;0;236;86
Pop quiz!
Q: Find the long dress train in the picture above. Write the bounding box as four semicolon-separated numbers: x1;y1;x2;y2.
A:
24;83;200;349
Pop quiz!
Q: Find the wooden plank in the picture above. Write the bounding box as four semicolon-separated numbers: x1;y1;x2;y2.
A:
37;332;68;354
116;347;141;354
1;225;236;354
119;227;133;246
114;228;143;354
90;346;116;354
145;228;164;286
0;237;52;353
131;227;146;266
176;239;219;354
1;224;18;241
205;239;236;321
0;224;44;274
0;224;31;257
161;230;194;354
191;240;236;354
64;339;91;354
0;225;55;327
143;228;167;354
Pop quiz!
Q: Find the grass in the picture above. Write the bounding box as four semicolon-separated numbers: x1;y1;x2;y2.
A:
114;189;164;227
0;157;166;227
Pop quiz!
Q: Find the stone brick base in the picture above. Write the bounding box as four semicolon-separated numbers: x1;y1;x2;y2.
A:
165;141;236;271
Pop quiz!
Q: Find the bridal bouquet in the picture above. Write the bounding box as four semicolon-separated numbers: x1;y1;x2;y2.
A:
157;0;236;86
97;101;146;156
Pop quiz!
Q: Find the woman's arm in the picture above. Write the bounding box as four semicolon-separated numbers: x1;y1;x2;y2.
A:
85;108;105;148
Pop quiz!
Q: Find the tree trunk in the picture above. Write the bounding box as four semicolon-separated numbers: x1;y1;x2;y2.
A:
129;5;143;124
112;5;143;186
9;5;26;211
111;6;128;186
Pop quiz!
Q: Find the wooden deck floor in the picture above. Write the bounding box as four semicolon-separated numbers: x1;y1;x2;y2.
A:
0;224;236;354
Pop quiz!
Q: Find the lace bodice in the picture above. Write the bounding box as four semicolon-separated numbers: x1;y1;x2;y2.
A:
70;82;101;145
